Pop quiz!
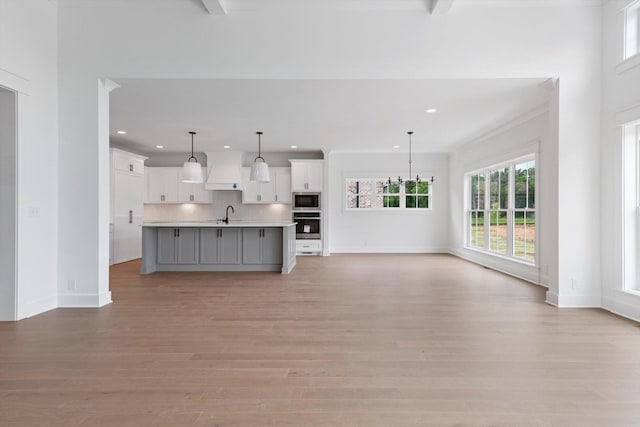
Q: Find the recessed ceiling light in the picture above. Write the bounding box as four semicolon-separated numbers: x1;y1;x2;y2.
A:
223;145;231;149
156;145;164;149
291;145;297;149
426;108;438;113
117;130;127;134
393;145;400;149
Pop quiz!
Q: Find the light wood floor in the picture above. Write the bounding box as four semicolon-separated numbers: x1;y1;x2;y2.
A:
1;254;640;426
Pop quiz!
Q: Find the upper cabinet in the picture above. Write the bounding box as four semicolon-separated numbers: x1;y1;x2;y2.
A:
241;166;291;204
146;167;210;204
290;160;323;192
178;168;211;203
146;168;179;203
113;150;145;176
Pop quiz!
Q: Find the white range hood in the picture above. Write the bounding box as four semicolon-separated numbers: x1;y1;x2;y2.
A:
204;151;243;191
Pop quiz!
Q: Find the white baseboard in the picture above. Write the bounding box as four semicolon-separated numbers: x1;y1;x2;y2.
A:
602;295;640;323
450;248;547;287
330;247;449;253
545;291;600;308
58;291;112;308
17;295;58;320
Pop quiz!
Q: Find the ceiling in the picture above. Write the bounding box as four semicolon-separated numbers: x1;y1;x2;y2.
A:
109;78;551;155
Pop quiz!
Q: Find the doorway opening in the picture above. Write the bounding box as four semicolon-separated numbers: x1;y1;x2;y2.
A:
0;86;17;321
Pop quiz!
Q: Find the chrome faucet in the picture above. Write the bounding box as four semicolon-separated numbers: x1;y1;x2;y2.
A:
223;205;235;224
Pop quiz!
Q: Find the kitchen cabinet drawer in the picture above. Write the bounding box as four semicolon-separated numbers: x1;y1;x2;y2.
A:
296;239;322;254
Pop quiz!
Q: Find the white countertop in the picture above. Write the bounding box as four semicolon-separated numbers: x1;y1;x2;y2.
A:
142;221;296;228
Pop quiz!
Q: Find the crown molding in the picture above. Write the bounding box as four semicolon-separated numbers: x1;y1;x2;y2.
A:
455;0;602;8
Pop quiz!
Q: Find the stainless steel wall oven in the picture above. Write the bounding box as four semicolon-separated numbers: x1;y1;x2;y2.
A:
292;211;321;240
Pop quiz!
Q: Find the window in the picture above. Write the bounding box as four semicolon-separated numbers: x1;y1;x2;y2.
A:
489;166;509;255
625;1;640;60
405;180;431;209
468;173;485;249
346;178;432;210
465;155;536;264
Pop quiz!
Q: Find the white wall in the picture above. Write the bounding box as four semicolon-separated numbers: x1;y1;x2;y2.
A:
56;1;602;308
328;152;449;253
600;0;640;321
449;109;552;286
0;0;59;319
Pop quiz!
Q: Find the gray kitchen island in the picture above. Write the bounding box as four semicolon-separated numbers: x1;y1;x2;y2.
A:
140;222;297;275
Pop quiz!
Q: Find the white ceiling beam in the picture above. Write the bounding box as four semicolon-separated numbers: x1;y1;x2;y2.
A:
431;0;455;14
200;0;227;15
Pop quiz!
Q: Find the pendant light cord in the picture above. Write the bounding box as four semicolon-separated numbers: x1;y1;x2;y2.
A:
255;131;266;163
188;131;198;163
408;131;413;181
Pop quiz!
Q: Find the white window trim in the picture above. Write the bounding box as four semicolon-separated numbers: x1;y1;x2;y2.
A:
464;154;537;266
344;176;433;212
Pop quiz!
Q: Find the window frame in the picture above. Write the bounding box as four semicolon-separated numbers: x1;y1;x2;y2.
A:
624;0;640;60
464;154;537;265
345;176;433;212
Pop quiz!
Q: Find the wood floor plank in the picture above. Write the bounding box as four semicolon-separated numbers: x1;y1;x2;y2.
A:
1;254;639;426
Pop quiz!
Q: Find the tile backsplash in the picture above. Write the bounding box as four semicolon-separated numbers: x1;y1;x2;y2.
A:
143;191;292;222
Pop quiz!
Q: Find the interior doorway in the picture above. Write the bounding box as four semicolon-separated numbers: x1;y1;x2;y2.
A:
0;86;17;321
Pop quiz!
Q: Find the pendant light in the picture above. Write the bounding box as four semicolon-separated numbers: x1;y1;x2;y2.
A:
250;131;270;182
388;131;434;186
182;131;203;183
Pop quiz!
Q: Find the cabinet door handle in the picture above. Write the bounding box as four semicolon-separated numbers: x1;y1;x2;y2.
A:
129;210;133;224
129;164;133;172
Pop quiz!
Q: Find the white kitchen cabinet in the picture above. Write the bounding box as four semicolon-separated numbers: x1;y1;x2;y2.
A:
289;160;323;192
178;167;210;203
145;167;179;203
274;168;292;203
113;151;145;175
296;239;322;255
241;166;290;204
110;149;147;264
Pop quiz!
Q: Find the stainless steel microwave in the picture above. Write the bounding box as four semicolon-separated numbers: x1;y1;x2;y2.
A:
292;192;321;210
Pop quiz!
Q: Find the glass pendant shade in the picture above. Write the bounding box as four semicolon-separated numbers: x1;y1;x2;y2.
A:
182;131;203;183
182;161;203;183
250;160;270;182
250;131;270;182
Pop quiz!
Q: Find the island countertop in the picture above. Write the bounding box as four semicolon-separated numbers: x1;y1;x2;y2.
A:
142;221;295;228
